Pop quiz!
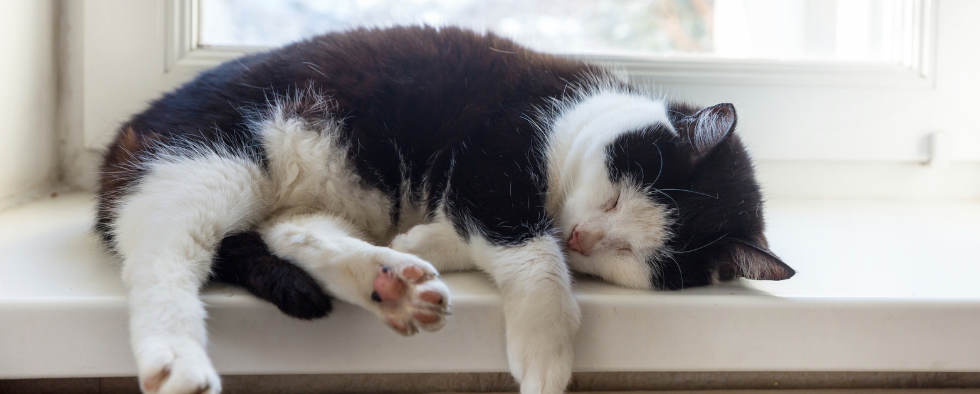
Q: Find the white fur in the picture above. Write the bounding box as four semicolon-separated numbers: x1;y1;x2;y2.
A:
114;152;271;394
260;210;451;334
469;235;580;394
545;90;671;214
394;225;581;394
544;90;673;202
390;211;475;272
258;106;395;243
392;214;580;394
543;91;673;290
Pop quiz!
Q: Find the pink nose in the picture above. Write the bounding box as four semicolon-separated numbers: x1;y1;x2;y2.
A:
568;227;601;256
568;230;583;254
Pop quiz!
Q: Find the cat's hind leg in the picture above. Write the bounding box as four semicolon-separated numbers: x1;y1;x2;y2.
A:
112;153;270;394
260;211;451;335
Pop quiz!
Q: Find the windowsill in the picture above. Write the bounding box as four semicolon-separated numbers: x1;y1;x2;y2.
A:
2;193;979;379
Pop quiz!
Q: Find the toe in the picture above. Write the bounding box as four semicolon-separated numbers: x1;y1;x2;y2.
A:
387;317;416;336
413;312;439;324
419;290;443;305
401;265;425;282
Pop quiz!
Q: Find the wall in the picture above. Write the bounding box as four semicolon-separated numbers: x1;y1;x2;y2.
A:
0;1;58;204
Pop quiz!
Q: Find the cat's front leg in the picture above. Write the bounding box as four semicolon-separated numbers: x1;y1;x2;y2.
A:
260;211;451;334
473;235;581;394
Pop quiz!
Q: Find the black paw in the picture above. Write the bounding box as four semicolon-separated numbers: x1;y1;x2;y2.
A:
254;256;333;319
213;231;333;320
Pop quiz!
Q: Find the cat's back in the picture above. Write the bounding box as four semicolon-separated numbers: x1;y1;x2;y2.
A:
125;26;592;150
100;26;601;237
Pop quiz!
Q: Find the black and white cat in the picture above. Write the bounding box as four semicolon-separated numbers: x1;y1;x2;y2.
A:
97;26;794;394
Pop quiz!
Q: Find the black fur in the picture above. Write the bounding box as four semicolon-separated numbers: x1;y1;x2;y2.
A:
606;103;791;289
211;232;333;319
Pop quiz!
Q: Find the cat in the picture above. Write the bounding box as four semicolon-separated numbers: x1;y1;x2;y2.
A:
97;26;794;394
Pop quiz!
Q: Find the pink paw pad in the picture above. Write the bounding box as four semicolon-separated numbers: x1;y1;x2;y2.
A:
370;262;450;335
372;266;405;301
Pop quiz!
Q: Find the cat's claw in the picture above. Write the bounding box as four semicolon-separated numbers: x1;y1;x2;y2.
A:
372;259;450;335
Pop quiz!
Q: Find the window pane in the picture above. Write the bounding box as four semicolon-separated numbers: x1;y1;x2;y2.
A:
199;0;907;61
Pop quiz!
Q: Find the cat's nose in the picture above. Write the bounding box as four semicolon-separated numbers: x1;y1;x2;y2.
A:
568;229;584;254
568;228;602;256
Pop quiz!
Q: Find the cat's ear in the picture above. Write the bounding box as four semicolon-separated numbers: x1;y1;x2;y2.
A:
674;103;737;161
722;238;795;281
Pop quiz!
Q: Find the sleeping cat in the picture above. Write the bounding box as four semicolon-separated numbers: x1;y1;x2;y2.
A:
97;26;794;394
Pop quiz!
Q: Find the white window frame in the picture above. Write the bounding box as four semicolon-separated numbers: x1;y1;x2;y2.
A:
66;0;980;200
81;0;938;149
167;0;937;87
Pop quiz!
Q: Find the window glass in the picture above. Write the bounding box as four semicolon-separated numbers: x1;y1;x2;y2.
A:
200;0;906;62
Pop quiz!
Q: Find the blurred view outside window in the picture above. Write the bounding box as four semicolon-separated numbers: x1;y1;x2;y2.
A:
200;0;908;62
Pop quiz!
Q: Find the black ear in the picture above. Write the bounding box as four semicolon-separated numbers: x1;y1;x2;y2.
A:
723;238;795;281
675;103;737;161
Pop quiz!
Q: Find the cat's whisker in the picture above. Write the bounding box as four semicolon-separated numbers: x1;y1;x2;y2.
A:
651;188;680;210
672;232;730;254
651;141;664;186
667;254;684;290
657;188;719;199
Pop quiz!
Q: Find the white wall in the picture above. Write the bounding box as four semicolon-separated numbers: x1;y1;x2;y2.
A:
0;1;58;203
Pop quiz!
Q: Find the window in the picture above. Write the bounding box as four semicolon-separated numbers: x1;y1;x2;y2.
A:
66;0;980;200
199;0;716;55
199;0;910;63
174;0;935;88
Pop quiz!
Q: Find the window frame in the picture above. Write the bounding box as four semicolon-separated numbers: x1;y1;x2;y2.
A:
75;0;954;165
168;0;937;87
62;0;980;201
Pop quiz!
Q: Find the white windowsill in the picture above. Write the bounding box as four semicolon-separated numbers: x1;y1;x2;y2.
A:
1;193;979;379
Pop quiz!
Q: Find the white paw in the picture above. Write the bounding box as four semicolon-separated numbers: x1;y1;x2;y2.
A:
388;225;429;256
136;340;221;394
389;232;410;251
514;363;572;394
388;224;438;256
371;254;451;335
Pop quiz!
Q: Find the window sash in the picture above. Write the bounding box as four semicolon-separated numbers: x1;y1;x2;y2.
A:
168;0;936;87
78;0;949;164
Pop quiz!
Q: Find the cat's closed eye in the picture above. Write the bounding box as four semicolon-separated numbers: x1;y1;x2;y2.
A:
602;193;620;212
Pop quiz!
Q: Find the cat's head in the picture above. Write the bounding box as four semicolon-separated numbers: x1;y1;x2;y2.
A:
560;102;794;290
